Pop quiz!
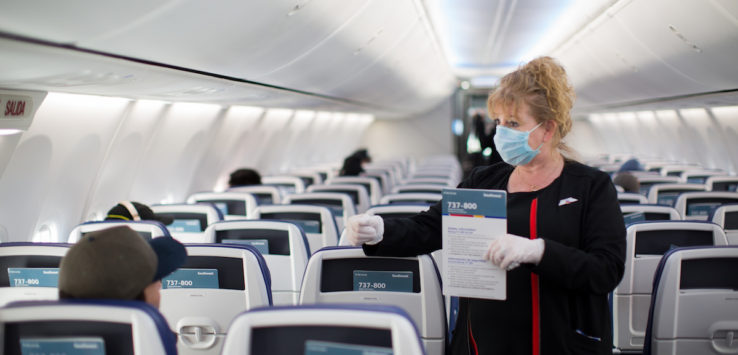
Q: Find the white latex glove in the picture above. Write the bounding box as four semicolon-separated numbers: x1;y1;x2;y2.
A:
346;214;384;246
483;234;545;271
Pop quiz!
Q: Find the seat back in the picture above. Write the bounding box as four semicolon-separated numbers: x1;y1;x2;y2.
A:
159;244;271;355
227;185;282;205
283;192;356;232
289;170;324;187
68;220;170;243
326;176;383;206
0;243;69;307
202;220;310;305
705;176;738;192
380;193;442;205
250;205;339;254
658;164;702;178
0;299;177;355
711;204;738;244
262;176;306;195
673;192;738;220
221;304;426;355
646;183;706;205
645;246;738;355
613;221;728;351
392;184;445;195
401;178;454;186
364;170;393;195
621;204;681;224
151;204;223;243
186;192;258;220
299;247;443;355
308;184;371;213
638;176;681;195
618;192;649;205
679;170;726;184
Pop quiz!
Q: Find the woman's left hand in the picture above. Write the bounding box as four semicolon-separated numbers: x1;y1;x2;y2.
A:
484;234;545;271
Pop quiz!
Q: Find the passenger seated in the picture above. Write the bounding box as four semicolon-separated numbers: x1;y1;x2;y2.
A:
58;226;186;309
339;155;365;176
105;200;174;225
613;171;640;193
229;168;262;187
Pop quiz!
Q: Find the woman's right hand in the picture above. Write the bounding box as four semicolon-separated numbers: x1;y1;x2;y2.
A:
346;214;384;246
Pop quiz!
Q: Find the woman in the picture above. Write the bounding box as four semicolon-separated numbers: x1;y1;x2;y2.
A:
347;57;626;354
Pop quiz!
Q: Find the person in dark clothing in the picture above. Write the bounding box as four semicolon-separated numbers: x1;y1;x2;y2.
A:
472;112;503;165
345;57;626;355
228;168;262;187
340;155;365;176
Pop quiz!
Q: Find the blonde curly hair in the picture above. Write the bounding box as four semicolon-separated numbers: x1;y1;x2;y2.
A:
487;56;576;153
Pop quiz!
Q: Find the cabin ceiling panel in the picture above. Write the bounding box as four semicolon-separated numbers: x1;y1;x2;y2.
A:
0;38;381;114
558;0;738;111
263;0;419;95
0;0;455;116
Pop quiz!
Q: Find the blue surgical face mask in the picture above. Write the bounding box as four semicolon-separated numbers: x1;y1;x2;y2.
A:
493;122;543;166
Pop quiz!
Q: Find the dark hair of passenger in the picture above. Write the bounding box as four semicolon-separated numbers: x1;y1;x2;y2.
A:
351;148;371;163
340;156;365;176
229;168;262;187
613;172;640;193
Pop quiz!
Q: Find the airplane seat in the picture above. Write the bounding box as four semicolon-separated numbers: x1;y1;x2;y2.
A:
613;221;728;353
364;170;392;195
392;184;445;195
299;247;444;355
620;204;682;223
226;185;283;205
0;243;70;307
673;192;738;221
261;176;307;196
288;170;324;188
325;176;383;206
710;203;738;244
637;176;682;196
380;193;442;205
159;244;272;355
249;204;339;254
645;183;707;205
221;304;426;355
618;192;649;205
0;299;177;354
644;246;738;355
203;220;310;305
68;220;170;243
705;176;738;192
186;192;258;221
307;184;371;214
401;177;454;186
283;192;356;232
151;203;223;243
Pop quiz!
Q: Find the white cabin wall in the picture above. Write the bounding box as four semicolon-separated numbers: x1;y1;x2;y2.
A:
0;93;130;242
360;99;453;161
564;119;606;161
0;92;375;242
583;106;738;174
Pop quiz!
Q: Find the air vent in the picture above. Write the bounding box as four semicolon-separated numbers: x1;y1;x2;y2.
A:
287;0;311;16
668;25;703;53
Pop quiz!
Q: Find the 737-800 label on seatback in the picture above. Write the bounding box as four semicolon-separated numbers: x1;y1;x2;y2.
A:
352;270;412;292
7;268;58;287
162;268;219;289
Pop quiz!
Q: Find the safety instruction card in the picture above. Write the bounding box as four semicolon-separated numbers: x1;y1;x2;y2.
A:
442;188;507;300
